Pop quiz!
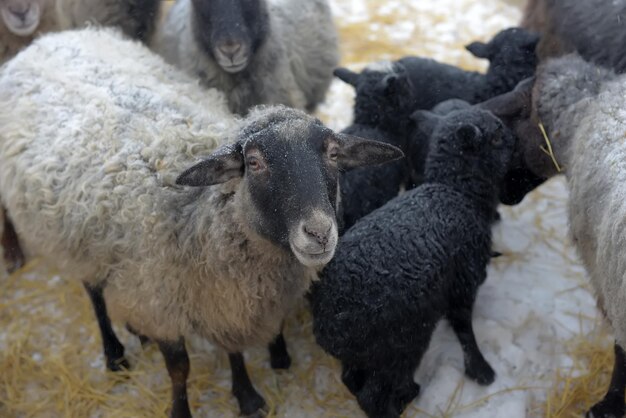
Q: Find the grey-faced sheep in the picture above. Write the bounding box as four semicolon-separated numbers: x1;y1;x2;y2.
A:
310;107;514;418
0;27;403;417
153;0;339;115
481;53;626;418
522;0;626;73
0;0;160;65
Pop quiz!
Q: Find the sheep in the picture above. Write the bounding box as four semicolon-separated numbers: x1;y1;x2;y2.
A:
152;0;339;115
480;53;626;418
335;62;417;230
310;107;514;418
0;0;161;272
0;27;403;417
333;27;540;124
0;0;160;65
521;0;626;73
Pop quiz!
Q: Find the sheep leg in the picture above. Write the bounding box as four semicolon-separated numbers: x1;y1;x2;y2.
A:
341;364;367;395
392;371;420;414
82;283;129;371
228;352;267;416
355;370;399;418
2;209;24;273
158;338;192;418
587;342;626;418
268;331;291;370
448;311;495;385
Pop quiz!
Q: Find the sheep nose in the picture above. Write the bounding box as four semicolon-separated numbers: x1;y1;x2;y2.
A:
217;41;242;59
10;9;28;22
303;222;332;247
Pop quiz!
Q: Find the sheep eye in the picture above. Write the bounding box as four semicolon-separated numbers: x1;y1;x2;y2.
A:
327;144;339;162
491;135;503;147
247;156;265;172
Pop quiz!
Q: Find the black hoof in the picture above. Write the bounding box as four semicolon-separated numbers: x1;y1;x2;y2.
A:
465;361;496;386
586;397;626;418
106;355;130;372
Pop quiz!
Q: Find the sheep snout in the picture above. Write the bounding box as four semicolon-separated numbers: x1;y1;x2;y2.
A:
289;213;338;268
215;40;249;73
1;0;40;36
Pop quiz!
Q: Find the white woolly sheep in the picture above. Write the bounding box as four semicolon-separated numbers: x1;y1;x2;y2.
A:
0;27;402;417
0;0;160;65
483;54;626;418
152;0;339;115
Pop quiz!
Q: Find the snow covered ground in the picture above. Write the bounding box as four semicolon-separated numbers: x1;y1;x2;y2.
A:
0;0;609;417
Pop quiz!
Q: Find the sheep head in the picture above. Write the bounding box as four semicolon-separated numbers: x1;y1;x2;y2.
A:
334;61;417;137
176;106;404;268
191;0;269;73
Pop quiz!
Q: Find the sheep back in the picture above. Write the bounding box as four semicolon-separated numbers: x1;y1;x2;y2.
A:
311;184;492;369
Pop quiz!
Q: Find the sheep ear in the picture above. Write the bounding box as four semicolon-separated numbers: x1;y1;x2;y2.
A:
523;32;541;50
335;134;404;170
465;41;491;59
479;77;534;118
333;67;359;87
456;124;481;150
410;110;442;139
176;143;244;186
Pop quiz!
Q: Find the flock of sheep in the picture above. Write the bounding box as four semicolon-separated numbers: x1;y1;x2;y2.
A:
1;0;626;417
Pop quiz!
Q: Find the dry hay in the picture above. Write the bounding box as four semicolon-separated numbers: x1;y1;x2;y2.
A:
543;326;614;418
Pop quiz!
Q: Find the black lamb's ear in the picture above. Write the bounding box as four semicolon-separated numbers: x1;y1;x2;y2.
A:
410;110;442;139
176;143;244;186
522;31;541;51
333;67;360;87
466;41;491;59
334;133;404;170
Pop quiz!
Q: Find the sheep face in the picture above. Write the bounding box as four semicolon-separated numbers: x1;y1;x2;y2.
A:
479;77;549;205
0;0;44;36
191;0;269;74
416;108;516;187
334;62;416;134
176;108;404;268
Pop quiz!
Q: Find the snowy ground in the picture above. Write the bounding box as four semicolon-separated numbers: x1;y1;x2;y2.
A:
0;0;609;417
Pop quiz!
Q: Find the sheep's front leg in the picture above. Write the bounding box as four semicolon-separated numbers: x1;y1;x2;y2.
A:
268;331;291;370
2;209;24;273
447;309;495;385
587;342;626;418
158;338;192;418
83;283;129;371
228;352;267;416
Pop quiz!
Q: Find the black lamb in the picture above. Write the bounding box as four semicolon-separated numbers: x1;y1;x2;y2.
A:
334;27;539;120
310;107;515;418
335;62;417;230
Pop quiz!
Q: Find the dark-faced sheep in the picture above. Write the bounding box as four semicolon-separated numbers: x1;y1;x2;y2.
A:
153;0;339;115
0;27;403;417
310;107;514;418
